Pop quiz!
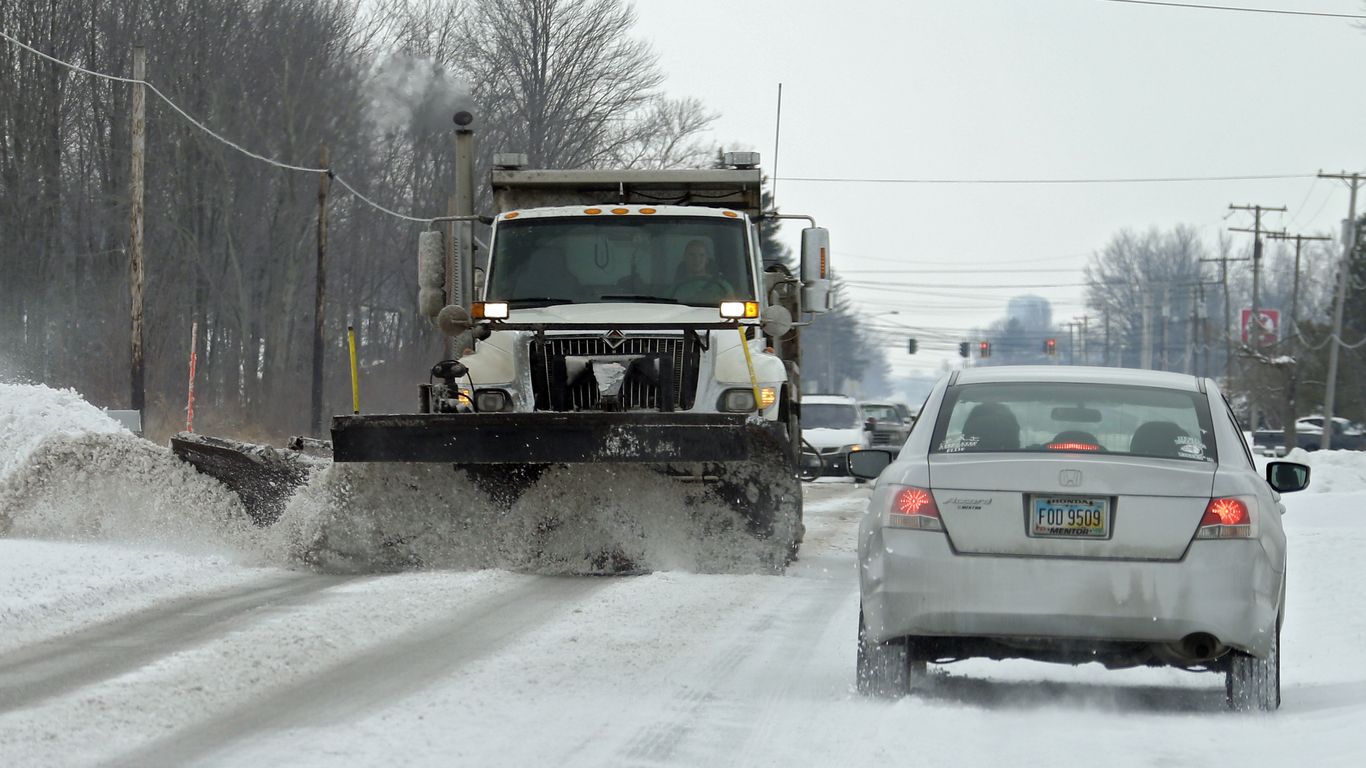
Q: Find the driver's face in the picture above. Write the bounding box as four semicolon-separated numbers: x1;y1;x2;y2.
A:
684;246;708;274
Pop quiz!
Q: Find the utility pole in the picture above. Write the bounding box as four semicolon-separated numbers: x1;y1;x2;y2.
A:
1319;171;1364;450
129;45;146;415
1229;204;1286;348
1141;287;1153;370
1078;315;1089;365
1186;284;1197;375
1229;204;1289;435
1200;250;1250;386
1103;307;1111;366
311;144;330;436
1159;288;1170;371
1267;231;1333;448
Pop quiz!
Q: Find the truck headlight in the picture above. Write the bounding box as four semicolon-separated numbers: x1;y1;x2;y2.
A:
719;387;777;413
474;389;512;412
719;301;759;319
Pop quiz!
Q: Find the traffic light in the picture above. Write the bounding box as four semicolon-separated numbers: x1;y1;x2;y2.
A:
1044;338;1057;356
979;340;991;358
907;338;918;354
959;341;970;358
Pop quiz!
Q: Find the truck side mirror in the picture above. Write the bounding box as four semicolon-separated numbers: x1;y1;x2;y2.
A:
800;227;831;314
418;230;446;318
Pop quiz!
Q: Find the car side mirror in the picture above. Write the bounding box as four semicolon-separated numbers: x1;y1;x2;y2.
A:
798;448;824;482
848;449;894;480
1266;461;1310;493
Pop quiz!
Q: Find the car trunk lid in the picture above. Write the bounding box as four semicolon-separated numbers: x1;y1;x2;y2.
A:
928;453;1216;561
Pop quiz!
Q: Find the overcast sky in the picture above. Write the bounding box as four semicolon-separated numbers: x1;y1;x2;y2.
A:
630;0;1366;384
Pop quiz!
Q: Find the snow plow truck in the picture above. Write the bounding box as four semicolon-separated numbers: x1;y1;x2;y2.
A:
173;111;832;571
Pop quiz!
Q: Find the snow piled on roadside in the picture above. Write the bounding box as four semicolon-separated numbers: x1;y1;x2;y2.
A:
0;382;126;479
1280;447;1366;493
0;383;255;554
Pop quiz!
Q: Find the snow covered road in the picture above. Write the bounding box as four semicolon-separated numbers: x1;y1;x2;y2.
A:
2;384;1366;766
2;480;1365;767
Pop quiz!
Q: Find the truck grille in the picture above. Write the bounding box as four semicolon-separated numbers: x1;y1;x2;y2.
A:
530;334;701;411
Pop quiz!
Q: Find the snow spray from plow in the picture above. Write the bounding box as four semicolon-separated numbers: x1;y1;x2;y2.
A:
2;384;799;575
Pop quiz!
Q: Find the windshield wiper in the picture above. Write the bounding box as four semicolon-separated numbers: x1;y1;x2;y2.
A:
597;295;683;304
507;297;573;306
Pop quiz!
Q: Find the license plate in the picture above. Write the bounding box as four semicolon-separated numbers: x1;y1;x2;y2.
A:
1029;495;1109;539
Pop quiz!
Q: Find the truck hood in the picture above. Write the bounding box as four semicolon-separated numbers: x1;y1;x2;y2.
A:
509;303;723;326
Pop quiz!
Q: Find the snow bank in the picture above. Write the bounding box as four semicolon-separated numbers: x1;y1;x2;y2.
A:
0;383;255;554
1281;448;1366;493
0;382;126;481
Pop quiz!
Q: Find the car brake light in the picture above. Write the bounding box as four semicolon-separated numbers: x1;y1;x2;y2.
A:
889;486;943;531
1196;497;1253;539
1046;442;1101;452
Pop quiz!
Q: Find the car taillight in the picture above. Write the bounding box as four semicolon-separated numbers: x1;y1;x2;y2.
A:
1196;497;1254;539
888;486;943;531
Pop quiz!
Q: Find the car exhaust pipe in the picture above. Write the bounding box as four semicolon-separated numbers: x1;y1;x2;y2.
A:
1174;632;1226;662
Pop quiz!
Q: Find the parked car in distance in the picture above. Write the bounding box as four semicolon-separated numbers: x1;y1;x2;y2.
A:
1253;415;1365;453
800;394;869;478
849;365;1309;711
859;400;912;448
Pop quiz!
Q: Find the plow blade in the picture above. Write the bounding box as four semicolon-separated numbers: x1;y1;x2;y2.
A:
169;432;315;525
330;412;781;464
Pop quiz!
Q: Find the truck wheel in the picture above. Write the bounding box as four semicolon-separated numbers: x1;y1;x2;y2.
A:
1226;620;1280;711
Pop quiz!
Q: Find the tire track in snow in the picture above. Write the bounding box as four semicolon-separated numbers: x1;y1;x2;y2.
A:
611;575;855;765
109;575;614;768
603;485;863;765
0;574;351;714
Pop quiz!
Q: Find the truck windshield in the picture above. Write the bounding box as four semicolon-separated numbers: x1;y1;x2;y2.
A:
486;216;752;307
803;404;860;430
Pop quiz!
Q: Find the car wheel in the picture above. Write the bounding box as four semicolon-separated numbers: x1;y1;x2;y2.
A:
1226;620;1280;711
856;610;921;697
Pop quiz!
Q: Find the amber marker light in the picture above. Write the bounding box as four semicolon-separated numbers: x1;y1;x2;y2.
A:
722;210;739;218
504;211;519;219
611;207;629;215
584;208;602;215
639;207;657;214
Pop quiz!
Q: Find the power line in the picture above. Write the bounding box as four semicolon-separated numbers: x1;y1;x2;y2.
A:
839;267;1083;275
0;29;440;224
778;172;1313;185
843;280;1091;290
1100;0;1366;20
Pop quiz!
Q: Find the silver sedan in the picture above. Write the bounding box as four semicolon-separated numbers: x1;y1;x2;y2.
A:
850;366;1310;711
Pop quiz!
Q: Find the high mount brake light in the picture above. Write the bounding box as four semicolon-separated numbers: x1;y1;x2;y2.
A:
1196;497;1253;539
889;486;943;531
1046;442;1101;452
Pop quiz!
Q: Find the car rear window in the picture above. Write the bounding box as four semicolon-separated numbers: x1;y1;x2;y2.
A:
931;382;1216;462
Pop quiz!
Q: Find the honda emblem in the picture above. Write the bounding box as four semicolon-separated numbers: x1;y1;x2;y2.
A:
1058;469;1082;487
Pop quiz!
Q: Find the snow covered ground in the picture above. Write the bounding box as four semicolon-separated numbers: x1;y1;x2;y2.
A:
2;383;1365;767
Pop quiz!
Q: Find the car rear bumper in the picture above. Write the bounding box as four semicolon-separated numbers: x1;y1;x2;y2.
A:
860;528;1282;658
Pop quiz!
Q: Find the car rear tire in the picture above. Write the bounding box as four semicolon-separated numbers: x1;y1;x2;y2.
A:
1226;620;1280;711
856;610;924;697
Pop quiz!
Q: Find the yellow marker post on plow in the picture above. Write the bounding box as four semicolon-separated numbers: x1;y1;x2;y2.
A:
347;325;360;414
738;325;762;414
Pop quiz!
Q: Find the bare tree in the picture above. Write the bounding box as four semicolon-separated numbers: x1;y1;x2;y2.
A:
455;0;663;168
1084;226;1206;372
